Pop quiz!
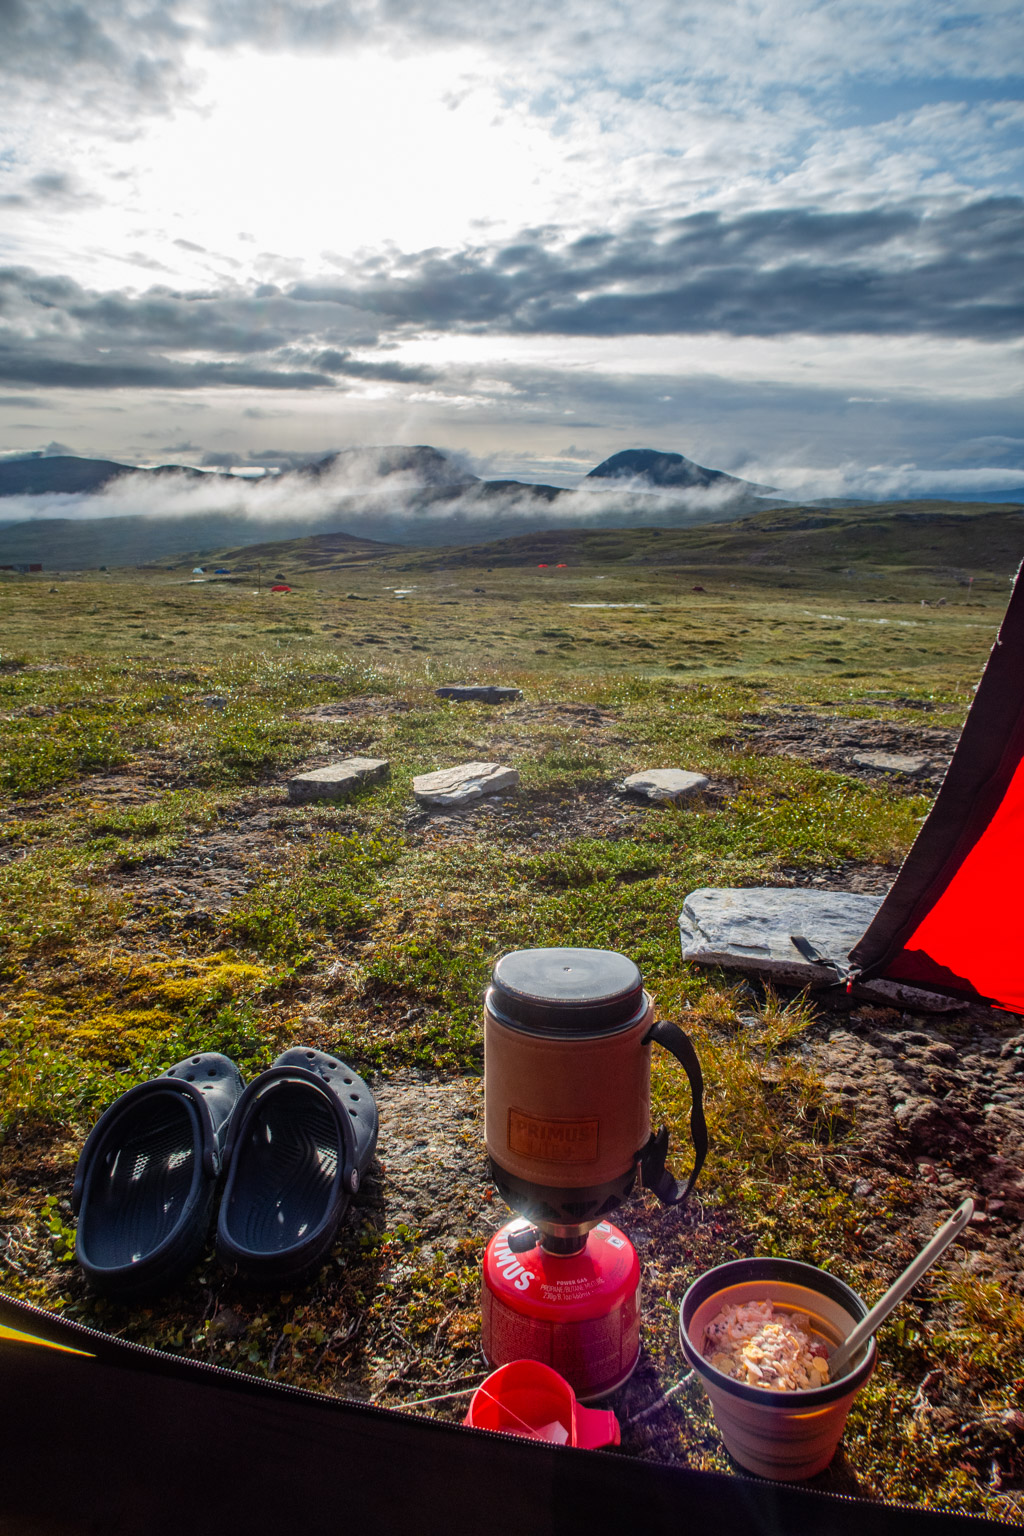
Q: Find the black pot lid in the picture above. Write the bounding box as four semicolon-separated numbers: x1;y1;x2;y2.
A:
488;947;645;1034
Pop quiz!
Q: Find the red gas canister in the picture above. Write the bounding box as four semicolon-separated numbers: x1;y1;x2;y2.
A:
481;1219;641;1402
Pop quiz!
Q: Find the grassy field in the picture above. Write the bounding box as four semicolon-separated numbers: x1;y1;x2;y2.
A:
1;522;1021;1520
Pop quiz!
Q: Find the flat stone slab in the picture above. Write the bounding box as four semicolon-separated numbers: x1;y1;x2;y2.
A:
679;887;964;1011
413;762;519;806
434;685;523;704
679;887;882;985
288;757;390;805
852;752;930;775
624;768;709;803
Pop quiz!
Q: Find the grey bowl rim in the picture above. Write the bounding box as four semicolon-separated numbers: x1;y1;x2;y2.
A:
679;1256;877;1408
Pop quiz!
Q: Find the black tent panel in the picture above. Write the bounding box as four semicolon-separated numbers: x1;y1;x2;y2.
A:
0;1293;1007;1536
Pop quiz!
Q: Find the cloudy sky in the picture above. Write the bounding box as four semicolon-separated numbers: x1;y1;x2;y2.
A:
1;0;1022;500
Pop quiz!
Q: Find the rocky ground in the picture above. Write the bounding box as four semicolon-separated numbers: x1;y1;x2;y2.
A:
736;706;960;794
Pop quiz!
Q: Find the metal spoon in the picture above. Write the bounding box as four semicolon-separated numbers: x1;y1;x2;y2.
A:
829;1197;975;1380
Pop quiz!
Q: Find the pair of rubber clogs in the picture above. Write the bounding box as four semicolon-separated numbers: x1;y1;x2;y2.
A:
72;1047;378;1299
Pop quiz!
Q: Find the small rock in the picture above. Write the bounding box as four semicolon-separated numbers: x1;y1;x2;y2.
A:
624;768;709;804
287;757;390;804
199;695;230;710
853;1178;875;1196
434;685;523;704
852;752;930;775
208;1306;245;1340
413;762;519;806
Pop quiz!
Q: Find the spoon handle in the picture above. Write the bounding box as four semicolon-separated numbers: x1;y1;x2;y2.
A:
830;1197;975;1379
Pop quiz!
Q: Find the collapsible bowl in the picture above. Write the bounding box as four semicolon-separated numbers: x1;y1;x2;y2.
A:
679;1257;876;1481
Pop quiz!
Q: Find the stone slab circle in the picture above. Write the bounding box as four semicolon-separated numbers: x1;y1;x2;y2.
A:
678;886;961;1010
287;756;390;805
434;685;523;704
852;752;930;775
624;768;709;804
413;762;519;807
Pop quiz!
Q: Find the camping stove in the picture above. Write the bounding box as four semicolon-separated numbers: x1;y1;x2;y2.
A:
479;947;707;1401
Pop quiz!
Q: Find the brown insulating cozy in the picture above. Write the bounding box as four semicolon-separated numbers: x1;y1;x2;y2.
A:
485;975;653;1191
483;948;707;1232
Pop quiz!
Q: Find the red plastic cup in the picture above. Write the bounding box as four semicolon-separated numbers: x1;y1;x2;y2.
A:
464;1360;620;1449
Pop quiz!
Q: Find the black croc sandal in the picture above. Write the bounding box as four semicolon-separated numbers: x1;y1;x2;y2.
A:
73;1052;244;1300
216;1047;378;1285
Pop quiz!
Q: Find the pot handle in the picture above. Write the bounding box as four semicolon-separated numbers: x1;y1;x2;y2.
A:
638;1020;708;1206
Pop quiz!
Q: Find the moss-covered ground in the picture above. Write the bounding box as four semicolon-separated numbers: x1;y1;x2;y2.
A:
1;541;1020;1521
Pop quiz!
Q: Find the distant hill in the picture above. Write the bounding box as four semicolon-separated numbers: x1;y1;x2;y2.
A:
587;448;773;498
300;443;477;487
0;455;135;498
0;454;209;499
294;500;1024;581
0;514;400;570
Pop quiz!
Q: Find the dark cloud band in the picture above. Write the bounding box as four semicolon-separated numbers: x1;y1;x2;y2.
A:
0;196;1020;395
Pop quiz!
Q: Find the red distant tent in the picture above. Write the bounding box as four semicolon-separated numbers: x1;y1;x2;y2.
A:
849;564;1024;1012
537;564;549;569
556;563;567;568
270;584;292;593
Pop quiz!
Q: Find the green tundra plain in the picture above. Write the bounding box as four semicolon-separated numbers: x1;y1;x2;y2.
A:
1;499;1022;1521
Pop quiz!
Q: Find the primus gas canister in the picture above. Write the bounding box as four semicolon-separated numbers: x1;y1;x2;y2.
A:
481;947;707;1399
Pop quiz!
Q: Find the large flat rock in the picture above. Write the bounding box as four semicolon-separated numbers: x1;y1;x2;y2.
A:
623;768;709;803
413;762;519;806
287;756;390;805
679;887;882;985
434;685;523;704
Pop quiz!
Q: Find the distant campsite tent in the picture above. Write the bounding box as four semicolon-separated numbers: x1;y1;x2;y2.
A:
270;584;292;593
680;565;1024;1014
214;567;230;574
192;567;204;575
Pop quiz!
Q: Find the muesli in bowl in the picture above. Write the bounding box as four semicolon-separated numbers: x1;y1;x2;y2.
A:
702;1297;831;1391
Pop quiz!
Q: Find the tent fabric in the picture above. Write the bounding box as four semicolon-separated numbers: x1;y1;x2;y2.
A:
0;1292;1006;1536
850;564;1024;1012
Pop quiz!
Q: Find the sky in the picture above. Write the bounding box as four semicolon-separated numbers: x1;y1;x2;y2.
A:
1;0;1022;504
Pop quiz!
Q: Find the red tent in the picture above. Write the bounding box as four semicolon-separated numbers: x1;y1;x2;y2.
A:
850;565;1024;1012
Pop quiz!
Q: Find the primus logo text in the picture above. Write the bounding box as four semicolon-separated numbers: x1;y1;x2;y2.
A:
507;1108;599;1164
492;1232;537;1291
